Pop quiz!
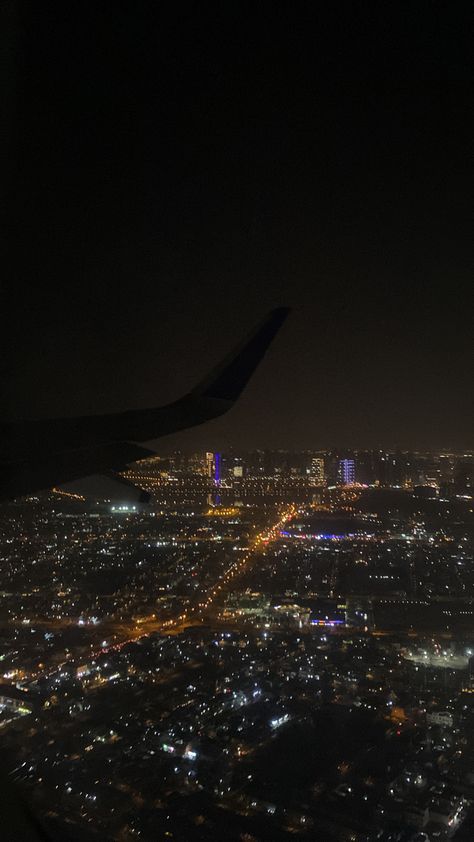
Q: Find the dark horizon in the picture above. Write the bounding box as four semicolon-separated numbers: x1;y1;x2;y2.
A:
5;4;473;453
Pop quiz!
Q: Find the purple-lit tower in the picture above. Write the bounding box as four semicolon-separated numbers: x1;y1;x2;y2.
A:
338;459;355;485
214;452;222;486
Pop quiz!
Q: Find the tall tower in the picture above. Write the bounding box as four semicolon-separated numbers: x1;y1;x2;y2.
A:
214;452;222;486
310;457;325;485
205;452;213;478
338;459;355;486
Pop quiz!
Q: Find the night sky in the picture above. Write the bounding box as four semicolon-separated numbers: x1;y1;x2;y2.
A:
5;3;473;451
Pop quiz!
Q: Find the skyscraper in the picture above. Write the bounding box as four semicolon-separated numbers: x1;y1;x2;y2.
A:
338;459;355;485
214;452;222;485
310;457;325;485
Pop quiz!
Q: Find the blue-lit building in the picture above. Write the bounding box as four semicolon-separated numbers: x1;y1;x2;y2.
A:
338;458;355;485
214;452;221;485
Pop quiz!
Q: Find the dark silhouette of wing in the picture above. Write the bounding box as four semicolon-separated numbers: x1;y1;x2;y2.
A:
0;308;289;500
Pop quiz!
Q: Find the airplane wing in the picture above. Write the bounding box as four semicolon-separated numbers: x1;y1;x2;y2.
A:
0;308;289;500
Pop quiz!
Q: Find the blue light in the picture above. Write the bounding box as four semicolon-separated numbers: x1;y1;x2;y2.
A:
214;452;221;485
311;619;344;626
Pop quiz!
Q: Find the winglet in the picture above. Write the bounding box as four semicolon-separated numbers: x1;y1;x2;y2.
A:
190;307;290;404
0;308;291;499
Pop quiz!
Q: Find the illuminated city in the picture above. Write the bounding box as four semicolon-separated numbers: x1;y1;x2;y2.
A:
1;449;473;840
5;3;472;841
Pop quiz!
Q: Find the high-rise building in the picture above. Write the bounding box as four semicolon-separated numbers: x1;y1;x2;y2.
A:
205;452;213;478
338;459;355;485
214;452;222;485
310;457;325;485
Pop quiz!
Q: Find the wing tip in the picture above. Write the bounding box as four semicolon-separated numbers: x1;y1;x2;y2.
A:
193;306;291;404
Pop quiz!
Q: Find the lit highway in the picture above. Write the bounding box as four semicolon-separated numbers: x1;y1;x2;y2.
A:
163;503;298;629
28;504;298;679
97;504;298;646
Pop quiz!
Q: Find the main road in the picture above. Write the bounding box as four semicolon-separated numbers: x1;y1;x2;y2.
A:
27;504;298;681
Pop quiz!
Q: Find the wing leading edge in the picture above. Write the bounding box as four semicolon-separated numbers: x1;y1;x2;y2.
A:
1;308;290;500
